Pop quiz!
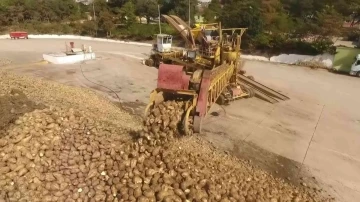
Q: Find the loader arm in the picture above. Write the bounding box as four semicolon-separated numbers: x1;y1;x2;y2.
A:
161;14;196;49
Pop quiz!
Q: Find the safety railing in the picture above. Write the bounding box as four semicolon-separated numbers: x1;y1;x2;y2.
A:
196;46;216;58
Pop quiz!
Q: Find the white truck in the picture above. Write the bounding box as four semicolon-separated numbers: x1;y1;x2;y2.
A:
350;54;360;77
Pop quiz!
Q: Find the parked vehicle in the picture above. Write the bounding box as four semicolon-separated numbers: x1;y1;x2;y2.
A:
350;54;360;77
9;32;28;39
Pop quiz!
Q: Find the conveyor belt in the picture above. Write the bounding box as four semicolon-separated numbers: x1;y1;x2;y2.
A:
237;74;289;101
239;82;279;104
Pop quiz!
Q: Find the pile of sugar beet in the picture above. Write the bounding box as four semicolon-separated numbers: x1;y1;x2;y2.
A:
0;71;334;202
0;58;11;67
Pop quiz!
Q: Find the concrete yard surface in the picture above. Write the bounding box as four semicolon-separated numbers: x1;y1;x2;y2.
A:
1;39;360;201
204;61;360;202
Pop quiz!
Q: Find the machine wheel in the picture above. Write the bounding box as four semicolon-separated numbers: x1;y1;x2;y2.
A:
239;69;246;75
249;87;256;98
145;59;154;67
182;105;194;135
357;72;360;77
247;75;255;80
216;94;227;105
154;59;160;68
193;116;203;134
243;86;255;98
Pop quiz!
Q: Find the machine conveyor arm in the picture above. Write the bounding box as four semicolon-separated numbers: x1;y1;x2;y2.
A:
161;15;196;49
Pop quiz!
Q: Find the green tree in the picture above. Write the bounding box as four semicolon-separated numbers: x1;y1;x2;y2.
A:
108;0;129;7
220;0;263;36
120;0;137;26
99;10;115;37
203;0;222;23
345;0;360;26
260;0;293;33
314;6;343;38
4;2;25;25
136;0;158;24
281;0;315;19
162;0;198;25
39;2;58;22
44;0;80;21
82;20;98;36
93;0;110;20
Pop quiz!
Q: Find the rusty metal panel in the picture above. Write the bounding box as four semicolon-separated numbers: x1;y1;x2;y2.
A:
237;74;289;100
196;70;211;117
157;64;187;90
231;87;243;97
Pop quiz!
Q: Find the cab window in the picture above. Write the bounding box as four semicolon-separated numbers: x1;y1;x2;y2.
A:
163;37;172;44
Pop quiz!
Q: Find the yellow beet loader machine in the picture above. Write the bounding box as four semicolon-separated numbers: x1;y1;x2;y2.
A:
144;15;289;135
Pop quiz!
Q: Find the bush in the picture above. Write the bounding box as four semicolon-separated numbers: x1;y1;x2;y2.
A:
1;20;336;56
113;23;176;41
253;33;272;49
5;22;77;35
249;33;335;56
128;24;159;40
79;21;97;36
310;38;336;54
296;60;327;69
344;28;360;41
2;21;177;41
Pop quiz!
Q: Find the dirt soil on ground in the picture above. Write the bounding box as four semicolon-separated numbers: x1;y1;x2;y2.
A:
0;58;12;67
0;89;45;134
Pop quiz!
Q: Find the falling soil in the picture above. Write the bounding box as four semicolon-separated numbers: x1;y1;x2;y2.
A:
232;141;311;186
0;89;45;133
113;101;146;118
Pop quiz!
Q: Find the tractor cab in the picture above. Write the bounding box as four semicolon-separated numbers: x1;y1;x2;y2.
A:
154;34;173;53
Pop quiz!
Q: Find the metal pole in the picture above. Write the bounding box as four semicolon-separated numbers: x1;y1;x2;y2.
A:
93;2;97;36
188;0;191;26
92;2;96;21
158;4;161;34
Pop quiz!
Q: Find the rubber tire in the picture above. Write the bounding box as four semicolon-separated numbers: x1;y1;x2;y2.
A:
247;75;255;81
154;59;160;68
145;59;154;67
243;86;255;98
216;94;227;105
357;72;360;77
239;69;246;75
248;87;255;98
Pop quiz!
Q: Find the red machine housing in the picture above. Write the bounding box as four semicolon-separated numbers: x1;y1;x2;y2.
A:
157;64;190;90
231;87;243;97
10;32;28;39
195;70;211;117
157;64;210;121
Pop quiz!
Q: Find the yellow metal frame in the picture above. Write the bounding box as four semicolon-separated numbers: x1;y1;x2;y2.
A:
158;50;183;58
146;15;250;120
207;64;235;108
